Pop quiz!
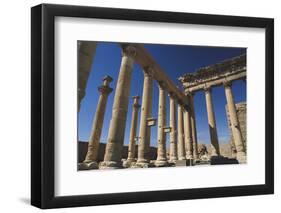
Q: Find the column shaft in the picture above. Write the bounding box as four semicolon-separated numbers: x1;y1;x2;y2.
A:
205;87;220;156
224;83;246;162
127;96;141;162
78;41;97;111
137;72;153;164
183;108;193;159
83;79;113;165
155;85;168;166
169;95;178;162
189;94;199;160
177;105;186;160
101;46;135;168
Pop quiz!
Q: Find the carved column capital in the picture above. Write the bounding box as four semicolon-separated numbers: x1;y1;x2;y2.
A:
203;85;212;93
185;90;194;97
98;85;113;95
122;45;137;58
223;80;232;88
168;92;177;100
102;75;113;86
158;81;166;90
132;96;141;108
143;66;155;78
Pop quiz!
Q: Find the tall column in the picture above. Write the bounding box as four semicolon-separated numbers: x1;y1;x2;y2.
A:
78;41;97;111
177;105;186;160
183;107;193;159
81;76;113;169
124;96;141;166
136;68;153;166
169;93;178;162
155;82;168;166
204;86;220;156
100;45;136;169
224;81;246;163
189;92;199;160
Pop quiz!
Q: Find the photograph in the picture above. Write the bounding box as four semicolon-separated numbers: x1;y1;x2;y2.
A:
77;41;247;170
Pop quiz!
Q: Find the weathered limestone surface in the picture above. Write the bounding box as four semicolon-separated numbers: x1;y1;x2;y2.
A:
226;102;247;157
81;76;113;169
78;142;158;164
224;82;246;163
100;46;136;169
78;41;97;111
189;93;199;160
183;108;193;159
155;83;168;166
169;94;178;162
125;96;141;165
204;87;220;156
137;69;153;166
177;105;186;160
179;54;246;93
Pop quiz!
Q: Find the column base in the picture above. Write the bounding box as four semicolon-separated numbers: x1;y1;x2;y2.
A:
175;159;194;167
99;161;123;169
134;159;153;168
236;152;247;164
168;158;178;164
78;161;99;170
154;159;169;167
122;159;136;168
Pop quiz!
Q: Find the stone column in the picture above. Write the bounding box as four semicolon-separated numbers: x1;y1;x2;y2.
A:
78;41;97;111
136;68;153;166
100;45;136;169
189;92;199;160
124;96;141;166
183;107;193;160
177;105;186;160
224;81;246;163
204;86;220;156
169;93;178;162
155;82;168;166
80;76;113;169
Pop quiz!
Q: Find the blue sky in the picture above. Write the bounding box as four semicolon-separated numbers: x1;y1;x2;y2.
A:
78;42;246;147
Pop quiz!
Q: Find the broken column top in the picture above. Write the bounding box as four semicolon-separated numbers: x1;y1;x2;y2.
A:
102;75;113;86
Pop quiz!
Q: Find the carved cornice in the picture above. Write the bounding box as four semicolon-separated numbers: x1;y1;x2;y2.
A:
179;54;246;88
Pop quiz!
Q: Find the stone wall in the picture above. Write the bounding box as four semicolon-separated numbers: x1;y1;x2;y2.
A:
226;102;247;155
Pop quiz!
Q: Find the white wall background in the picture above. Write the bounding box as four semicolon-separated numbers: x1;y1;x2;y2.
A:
0;0;279;212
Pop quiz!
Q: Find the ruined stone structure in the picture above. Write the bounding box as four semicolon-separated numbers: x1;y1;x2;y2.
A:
78;41;247;170
226;102;247;157
179;54;247;163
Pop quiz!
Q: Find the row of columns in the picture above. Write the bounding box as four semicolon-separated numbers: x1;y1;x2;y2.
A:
199;82;246;162
81;44;246;170
81;45;198;169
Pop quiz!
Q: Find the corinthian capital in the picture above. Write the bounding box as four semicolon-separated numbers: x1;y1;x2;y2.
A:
121;45;137;58
143;66;155;78
223;80;232;88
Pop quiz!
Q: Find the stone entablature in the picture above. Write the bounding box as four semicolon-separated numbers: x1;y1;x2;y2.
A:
178;54;246;92
121;44;189;108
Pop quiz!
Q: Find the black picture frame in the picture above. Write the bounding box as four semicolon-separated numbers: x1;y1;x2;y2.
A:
31;3;274;209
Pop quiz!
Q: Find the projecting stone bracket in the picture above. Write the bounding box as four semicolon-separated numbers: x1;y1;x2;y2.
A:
147;117;157;127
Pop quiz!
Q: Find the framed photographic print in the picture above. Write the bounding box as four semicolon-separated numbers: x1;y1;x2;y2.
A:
31;3;274;209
